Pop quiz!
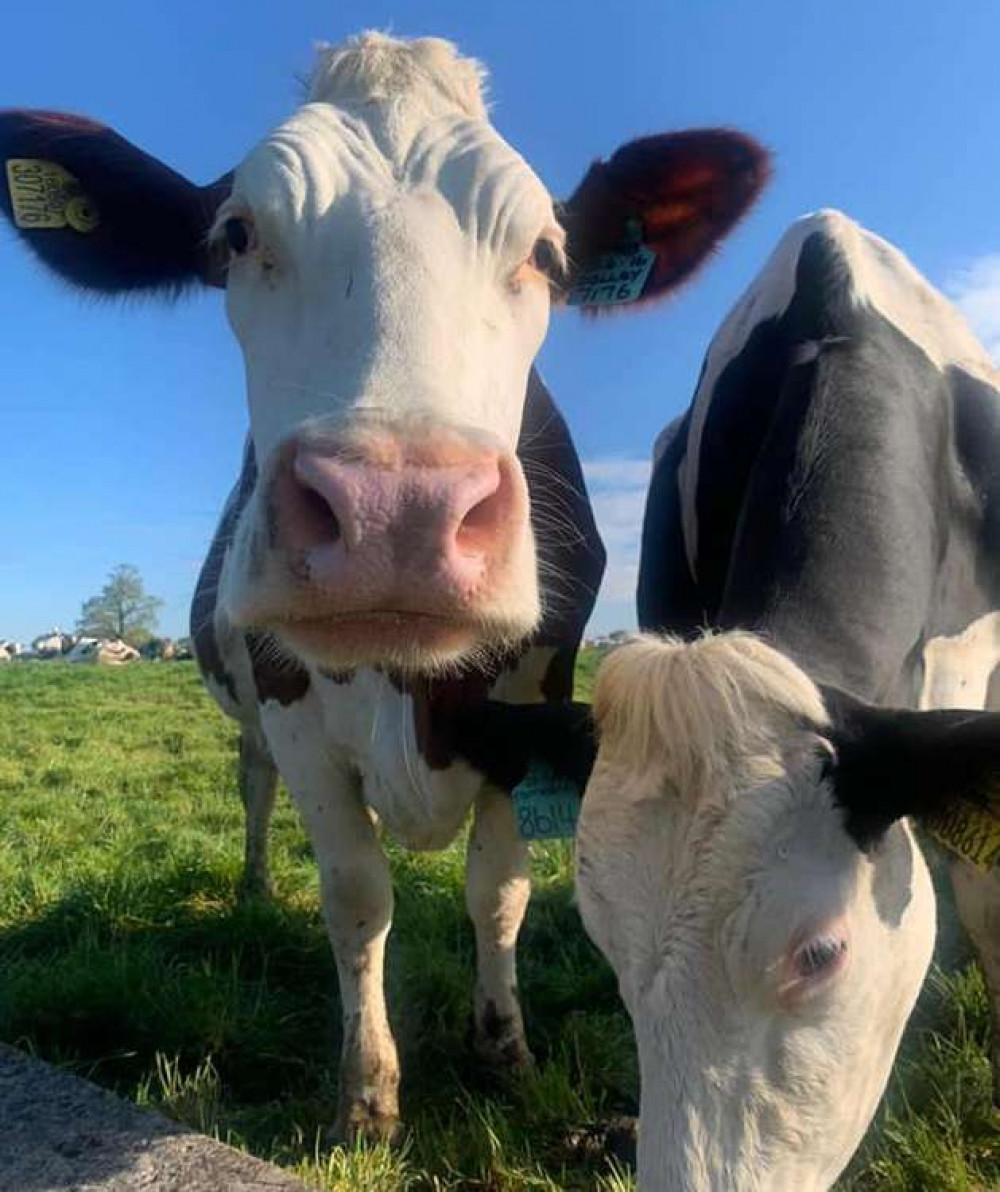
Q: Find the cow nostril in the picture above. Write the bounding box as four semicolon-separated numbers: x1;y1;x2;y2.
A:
455;471;507;558
299;481;341;546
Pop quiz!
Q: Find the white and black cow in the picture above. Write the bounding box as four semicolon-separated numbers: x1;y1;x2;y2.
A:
1;33;768;1140
636;209;1000;1106
456;211;1000;1189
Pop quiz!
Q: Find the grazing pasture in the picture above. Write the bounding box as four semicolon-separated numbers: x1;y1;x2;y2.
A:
0;659;996;1190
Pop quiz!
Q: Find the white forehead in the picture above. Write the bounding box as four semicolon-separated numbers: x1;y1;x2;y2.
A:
230;32;556;245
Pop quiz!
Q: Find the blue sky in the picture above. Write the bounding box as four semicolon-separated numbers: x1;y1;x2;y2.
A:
5;0;1000;642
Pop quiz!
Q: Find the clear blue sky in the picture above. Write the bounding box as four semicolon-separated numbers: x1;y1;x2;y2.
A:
5;1;1000;642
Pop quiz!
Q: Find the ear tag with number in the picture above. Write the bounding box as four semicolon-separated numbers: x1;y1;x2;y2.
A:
512;762;581;841
924;798;1000;873
569;216;654;308
6;159;99;232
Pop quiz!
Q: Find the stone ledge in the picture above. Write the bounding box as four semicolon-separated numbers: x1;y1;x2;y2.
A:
0;1044;308;1192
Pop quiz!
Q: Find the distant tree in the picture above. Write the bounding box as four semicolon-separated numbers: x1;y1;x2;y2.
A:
77;564;163;646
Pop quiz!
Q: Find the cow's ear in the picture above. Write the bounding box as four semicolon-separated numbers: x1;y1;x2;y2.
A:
0;110;231;295
822;685;1000;851
558;129;769;311
447;699;596;793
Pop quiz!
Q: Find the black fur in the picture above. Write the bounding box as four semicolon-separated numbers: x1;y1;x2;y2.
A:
823;686;1000;849
0;110;229;294
447;700;596;793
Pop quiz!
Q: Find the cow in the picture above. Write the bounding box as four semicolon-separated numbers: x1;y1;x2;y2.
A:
0;32;768;1141
67;638;140;665
140;637;178;661
30;630;76;659
635;209;1000;1111
452;211;1000;1188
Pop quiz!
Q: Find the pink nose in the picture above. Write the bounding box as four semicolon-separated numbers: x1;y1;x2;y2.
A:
269;435;520;611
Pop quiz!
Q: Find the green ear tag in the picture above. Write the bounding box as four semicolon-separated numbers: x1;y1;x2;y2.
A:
512;762;581;841
568;242;656;308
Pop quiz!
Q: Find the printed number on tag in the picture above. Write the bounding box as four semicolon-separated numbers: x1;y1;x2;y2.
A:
924;799;1000;872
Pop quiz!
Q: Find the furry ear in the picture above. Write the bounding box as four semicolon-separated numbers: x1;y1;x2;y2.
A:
559;129;770;309
447;700;596;793
822;685;1000;850
0;109;231;294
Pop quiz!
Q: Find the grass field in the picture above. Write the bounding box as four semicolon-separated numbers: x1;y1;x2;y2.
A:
0;658;997;1190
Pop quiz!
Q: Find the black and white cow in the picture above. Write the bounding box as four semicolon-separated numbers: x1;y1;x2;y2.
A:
457;210;1000;1190
1;32;768;1140
636;207;1000;1097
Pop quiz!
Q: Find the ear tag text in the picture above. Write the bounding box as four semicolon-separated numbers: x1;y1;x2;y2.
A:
568;243;655;308
6;159;99;233
569;216;654;308
512;762;581;841
924;798;1000;873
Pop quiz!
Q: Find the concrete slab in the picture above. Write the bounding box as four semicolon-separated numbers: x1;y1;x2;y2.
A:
0;1044;309;1192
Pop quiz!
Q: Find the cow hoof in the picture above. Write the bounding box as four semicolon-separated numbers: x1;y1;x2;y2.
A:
331;1100;402;1147
564;1114;638;1169
473;1029;535;1074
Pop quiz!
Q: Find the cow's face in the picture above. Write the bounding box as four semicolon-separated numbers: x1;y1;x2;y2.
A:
1;32;769;672
214;52;562;669
574;633;995;1191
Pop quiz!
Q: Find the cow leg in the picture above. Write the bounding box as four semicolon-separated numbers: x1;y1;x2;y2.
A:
261;701;400;1141
465;783;534;1072
299;777;399;1141
950;859;1000;1108
237;729;279;899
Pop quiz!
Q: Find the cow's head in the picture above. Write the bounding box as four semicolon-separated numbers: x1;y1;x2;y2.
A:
564;632;1000;1191
1;33;768;672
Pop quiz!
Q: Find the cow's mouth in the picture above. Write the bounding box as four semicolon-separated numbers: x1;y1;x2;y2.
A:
269;609;509;672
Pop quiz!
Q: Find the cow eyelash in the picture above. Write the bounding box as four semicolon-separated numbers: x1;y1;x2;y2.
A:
531;237;566;284
224;215;256;257
795;934;848;978
509;235;567;296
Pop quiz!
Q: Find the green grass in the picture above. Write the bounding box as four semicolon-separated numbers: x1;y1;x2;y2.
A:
0;659;996;1190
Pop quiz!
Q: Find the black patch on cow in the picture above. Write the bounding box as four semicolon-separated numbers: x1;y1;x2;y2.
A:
246;632;311;707
190;439;257;705
446;699;596;793
540;646;578;704
637;407;703;634
822;685;1000;849
640;223;1000;707
520;370;607;648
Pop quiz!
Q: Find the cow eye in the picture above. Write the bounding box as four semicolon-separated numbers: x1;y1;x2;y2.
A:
224;216;254;256
794;934;848;979
530;237;564;283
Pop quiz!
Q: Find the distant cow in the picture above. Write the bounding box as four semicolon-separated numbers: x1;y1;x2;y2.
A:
67;638;139;666
30;631;76;659
456;212;1000;1188
140;638;177;661
1;32;767;1139
0;640;21;662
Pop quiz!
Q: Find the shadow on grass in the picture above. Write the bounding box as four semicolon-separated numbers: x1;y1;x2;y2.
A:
0;850;631;1175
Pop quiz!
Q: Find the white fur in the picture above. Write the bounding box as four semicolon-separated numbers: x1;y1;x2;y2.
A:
227;628;556;1135
678;210;999;579
576;632;936;1191
212;33;563;644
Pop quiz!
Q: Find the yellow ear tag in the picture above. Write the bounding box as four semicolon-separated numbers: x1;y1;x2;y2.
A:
924;798;1000;872
6;158;99;233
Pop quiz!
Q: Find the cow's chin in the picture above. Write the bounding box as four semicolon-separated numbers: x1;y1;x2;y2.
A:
271;609;534;676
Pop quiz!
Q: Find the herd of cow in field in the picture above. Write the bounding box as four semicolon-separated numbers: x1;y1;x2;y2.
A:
0;633;192;664
3;30;1000;1191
